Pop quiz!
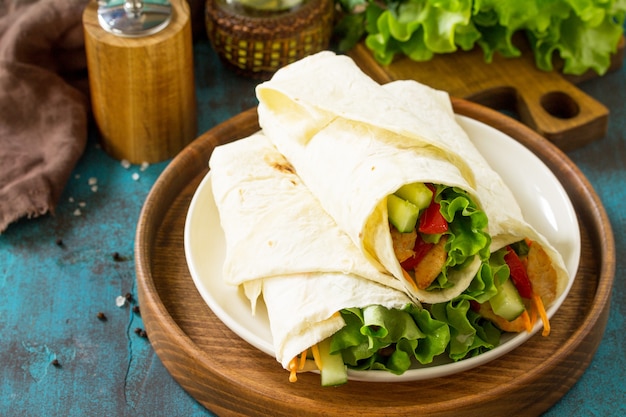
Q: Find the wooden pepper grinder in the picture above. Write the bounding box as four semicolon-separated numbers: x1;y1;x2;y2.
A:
83;0;197;164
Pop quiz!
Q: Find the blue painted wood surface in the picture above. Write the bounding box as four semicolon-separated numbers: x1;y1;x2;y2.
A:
1;38;624;416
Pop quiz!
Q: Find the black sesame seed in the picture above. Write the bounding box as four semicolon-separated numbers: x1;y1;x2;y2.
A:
132;305;140;315
51;359;61;367
97;312;107;321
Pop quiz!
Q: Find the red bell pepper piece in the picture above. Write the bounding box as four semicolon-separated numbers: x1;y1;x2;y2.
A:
400;233;433;270
418;184;448;235
504;246;533;299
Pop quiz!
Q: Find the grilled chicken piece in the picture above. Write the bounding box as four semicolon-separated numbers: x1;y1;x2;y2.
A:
414;235;448;290
526;243;558;306
391;227;417;263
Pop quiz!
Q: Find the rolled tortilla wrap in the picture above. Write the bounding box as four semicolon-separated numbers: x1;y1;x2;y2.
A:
256;53;491;304
209;133;421;370
382;80;570;305
261;272;413;371
210;132;407;305
256;50;568;319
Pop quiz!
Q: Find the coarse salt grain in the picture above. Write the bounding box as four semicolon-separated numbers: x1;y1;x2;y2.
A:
115;295;127;307
91;185;98;192
121;159;131;169
79;201;86;207
73;209;81;216
68;197;75;203
88;177;97;186
132;172;140;181
140;161;149;171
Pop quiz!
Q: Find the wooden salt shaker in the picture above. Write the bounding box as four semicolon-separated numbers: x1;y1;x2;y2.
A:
83;0;197;164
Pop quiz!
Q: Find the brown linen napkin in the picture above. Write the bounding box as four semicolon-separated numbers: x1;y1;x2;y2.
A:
0;0;89;233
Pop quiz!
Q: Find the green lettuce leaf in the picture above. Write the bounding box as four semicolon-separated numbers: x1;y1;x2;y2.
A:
430;298;501;361
363;0;477;63
425;185;491;290
461;247;509;303
365;8;412;64
335;0;626;75
531;5;625;74
330;303;450;374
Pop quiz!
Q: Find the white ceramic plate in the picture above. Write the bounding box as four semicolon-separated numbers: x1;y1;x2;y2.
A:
184;115;580;382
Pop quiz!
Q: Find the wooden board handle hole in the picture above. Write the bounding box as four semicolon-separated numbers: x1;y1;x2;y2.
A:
541;91;580;120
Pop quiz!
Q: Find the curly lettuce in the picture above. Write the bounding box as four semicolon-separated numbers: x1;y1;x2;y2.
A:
334;0;626;75
462;245;510;303
327;246;512;372
424;185;491;291
330;296;502;373
330;303;450;374
430;298;501;361
425;250;506;361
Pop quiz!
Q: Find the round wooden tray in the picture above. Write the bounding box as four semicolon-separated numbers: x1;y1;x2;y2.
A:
135;99;615;417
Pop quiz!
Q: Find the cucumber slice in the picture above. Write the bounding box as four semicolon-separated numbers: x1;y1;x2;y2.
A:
318;337;347;387
394;182;433;211
387;194;420;233
489;278;525;321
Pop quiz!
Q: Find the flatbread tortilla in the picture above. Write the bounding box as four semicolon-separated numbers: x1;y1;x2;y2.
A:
209;133;415;368
256;53;486;303
256;51;568;305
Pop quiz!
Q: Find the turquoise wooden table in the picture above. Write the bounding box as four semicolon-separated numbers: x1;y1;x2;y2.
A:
1;39;625;416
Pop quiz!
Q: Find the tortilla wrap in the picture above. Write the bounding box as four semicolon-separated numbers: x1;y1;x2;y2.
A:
209;133;415;368
381;80;570;303
256;53;488;304
256;51;569;306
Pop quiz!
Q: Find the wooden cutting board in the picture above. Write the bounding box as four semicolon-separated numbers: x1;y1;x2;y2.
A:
349;36;625;151
135;100;615;417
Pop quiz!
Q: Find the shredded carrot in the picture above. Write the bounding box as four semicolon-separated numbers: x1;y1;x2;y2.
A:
288;357;298;383
311;343;323;370
401;267;419;292
532;292;551;336
520;310;533;333
298;349;307;370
